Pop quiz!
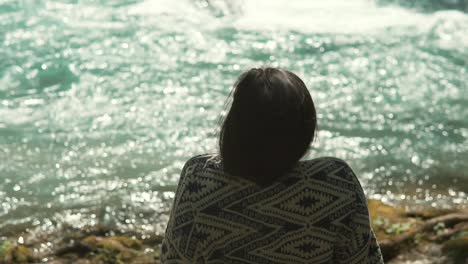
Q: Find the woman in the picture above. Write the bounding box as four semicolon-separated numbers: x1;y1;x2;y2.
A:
161;68;384;263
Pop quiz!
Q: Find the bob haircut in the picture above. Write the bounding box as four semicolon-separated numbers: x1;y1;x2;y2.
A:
219;67;317;186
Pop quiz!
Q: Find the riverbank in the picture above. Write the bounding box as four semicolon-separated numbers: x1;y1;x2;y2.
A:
1;199;467;263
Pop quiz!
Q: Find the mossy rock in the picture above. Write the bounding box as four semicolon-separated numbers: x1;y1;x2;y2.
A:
111;236;142;249
0;240;12;260
406;208;459;219
82;235;142;263
83;236;126;253
442;235;468;263
368;199;418;240
142;234;164;246
443;235;468;251
1;243;33;263
454;222;468;232
131;255;160;264
92;251;122;264
368;199;404;220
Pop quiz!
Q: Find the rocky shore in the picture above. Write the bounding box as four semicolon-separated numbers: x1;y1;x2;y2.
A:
1;199;467;263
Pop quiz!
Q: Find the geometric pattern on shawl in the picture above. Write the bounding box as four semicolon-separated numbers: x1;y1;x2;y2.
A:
161;154;384;264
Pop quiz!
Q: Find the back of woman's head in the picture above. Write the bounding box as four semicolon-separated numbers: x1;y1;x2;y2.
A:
219;67;317;186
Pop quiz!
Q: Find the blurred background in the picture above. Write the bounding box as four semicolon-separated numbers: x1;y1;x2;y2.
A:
0;0;467;236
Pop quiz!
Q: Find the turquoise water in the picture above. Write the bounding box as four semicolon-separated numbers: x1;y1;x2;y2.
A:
0;0;467;235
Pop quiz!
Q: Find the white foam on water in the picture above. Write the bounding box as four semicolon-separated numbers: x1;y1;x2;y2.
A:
129;0;197;15
234;0;432;33
128;0;225;31
128;0;468;35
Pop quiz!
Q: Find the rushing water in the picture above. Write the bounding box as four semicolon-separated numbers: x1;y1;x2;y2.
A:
0;0;467;235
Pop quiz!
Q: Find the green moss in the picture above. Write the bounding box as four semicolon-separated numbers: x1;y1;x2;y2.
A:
83;236;126;252
13;245;32;263
0;240;12;260
386;222;413;235
433;222;448;235
1;244;33;263
452;231;468;239
92;248;122;264
82;235;141;263
368;199;404;220
112;236;142;249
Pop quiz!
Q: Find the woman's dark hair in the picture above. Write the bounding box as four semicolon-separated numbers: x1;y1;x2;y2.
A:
219;67;317;186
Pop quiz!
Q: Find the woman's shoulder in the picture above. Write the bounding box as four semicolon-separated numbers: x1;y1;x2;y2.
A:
300;156;352;168
182;153;222;171
185;153;219;163
297;156;368;206
297;156;360;184
184;155;355;174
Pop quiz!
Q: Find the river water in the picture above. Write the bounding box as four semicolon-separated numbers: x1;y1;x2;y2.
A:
0;0;467;235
